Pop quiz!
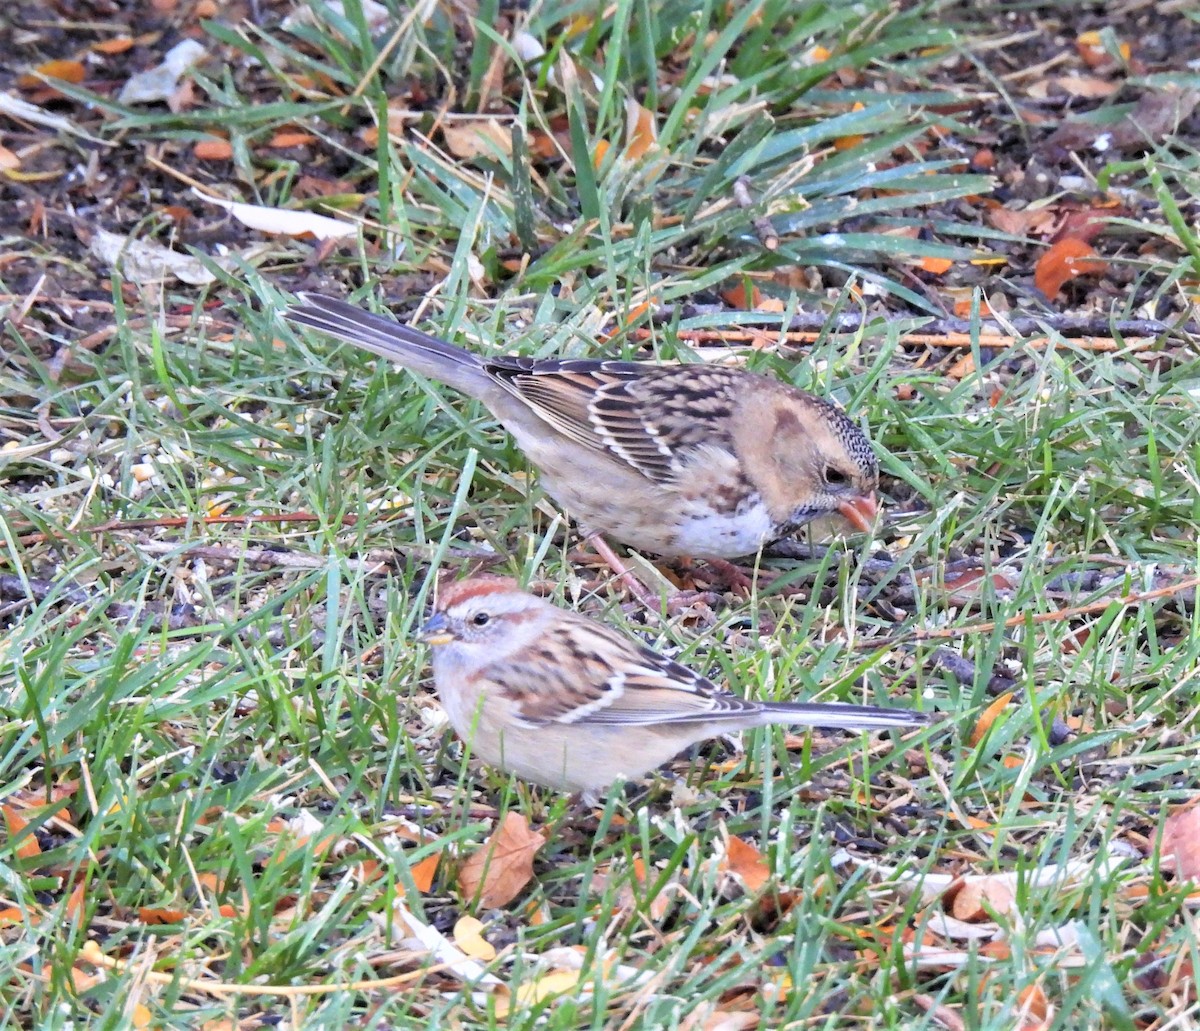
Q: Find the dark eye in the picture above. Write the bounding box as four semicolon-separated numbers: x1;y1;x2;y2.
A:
823;466;849;486
472;611;491;627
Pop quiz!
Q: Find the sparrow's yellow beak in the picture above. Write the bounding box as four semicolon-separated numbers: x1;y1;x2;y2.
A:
417;612;455;646
836;493;878;534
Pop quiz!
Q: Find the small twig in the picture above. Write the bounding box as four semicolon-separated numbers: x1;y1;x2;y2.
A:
732;175;779;251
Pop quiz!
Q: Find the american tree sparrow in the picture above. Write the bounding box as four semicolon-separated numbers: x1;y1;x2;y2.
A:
417;577;931;797
284;294;879;602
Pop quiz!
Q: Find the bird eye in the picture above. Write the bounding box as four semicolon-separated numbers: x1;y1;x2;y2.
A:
823;466;849;486
472;611;491;627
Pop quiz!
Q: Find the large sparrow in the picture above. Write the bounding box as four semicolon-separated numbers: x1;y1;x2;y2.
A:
284;293;879;602
417;576;931;797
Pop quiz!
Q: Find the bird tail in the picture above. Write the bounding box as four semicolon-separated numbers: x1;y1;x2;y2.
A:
756;701;932;732
284;293;493;397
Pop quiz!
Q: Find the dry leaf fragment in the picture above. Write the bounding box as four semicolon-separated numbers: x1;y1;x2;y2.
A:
1;805;40;860
453;916;497;961
624;96;658;162
117;39;207;105
18;59;87;90
949;875;1016;921
722;833;770;894
1034;237;1106;300
458;812;546;909
193;188;357;241
442;119;513;160
1162;800;1200;882
969;692;1014;747
90;228;218;286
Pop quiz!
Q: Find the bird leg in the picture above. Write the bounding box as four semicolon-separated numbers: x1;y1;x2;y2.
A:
580;534;720;615
584;532;668;610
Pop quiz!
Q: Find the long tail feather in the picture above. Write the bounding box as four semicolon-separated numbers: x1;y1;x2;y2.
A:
284;292;492;396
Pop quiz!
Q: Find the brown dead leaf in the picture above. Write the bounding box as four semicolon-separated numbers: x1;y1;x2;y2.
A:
2;805;40;861
1051;75;1121;99
194;138;232;161
919;256;953;275
18;59;87;89
949;875;1016;921
1162;800;1200;882
1075;30;1131;69
1035;238;1106;300
1016;982;1053;1030
969;692;1014;747
442;119;513;160
722;833;770;894
1041;88;1199;160
459;812;546;909
624;97;658;162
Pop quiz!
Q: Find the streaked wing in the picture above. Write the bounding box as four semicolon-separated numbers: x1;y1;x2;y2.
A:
486;359;743;484
498;616;751;728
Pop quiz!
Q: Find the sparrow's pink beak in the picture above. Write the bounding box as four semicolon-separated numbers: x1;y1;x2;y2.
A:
837;493;878;534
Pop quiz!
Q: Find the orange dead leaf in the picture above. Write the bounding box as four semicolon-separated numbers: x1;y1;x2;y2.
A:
138;907;187;924
65;880;87;922
410;853;439;893
1162;799;1200;882
1017;982;1052;1028
592;138;611;169
723;834;770;894
919;256;953;275
624;97;658;162
1034;238;1106;300
268;131;316;149
193;139;233;161
0;908;24;924
969;691;1014;746
94;37;135;54
458;812;546;909
947;353;975;380
1076;30;1131;68
834;101;867;150
19;60;86;89
721;281;761;310
949;875;1015;921
2;805;40;861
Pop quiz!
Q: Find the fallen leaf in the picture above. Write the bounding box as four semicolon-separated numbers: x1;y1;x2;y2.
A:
969;692;1014;747
453;915;497;961
193;188;357;240
624;97;658;162
919;256;953;275
1075;30;1131;69
138;907;186;924
1050;75;1120;99
18;59;86;89
1034;237;1106;300
722;833;770;894
458;812;546;909
1162;800;1200;882
89;228;218;285
442;119;513;160
949;875;1016;921
193;138;232;161
117;39;207;105
1;805;40;860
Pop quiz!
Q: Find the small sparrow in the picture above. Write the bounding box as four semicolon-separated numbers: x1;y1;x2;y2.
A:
284;294;880;596
417;576;931;797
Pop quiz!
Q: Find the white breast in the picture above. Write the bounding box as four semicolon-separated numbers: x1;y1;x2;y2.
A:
671;498;775;558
